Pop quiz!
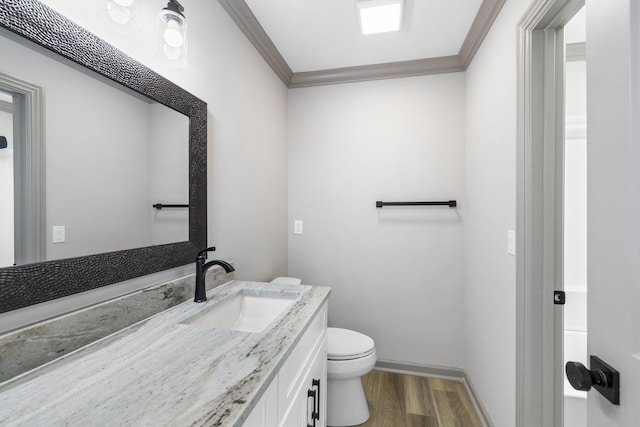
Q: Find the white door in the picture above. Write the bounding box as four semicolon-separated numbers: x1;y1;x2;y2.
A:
581;0;640;425
517;0;640;425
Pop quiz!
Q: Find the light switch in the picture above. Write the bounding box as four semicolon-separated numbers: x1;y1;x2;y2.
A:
53;225;65;243
294;220;303;235
507;230;516;256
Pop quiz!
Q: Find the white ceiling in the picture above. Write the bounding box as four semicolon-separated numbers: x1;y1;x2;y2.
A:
243;0;483;73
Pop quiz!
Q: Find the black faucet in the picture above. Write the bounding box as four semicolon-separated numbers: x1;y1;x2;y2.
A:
194;247;235;303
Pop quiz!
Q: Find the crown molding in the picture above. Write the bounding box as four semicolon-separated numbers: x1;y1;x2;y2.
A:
217;0;293;86
459;0;507;68
220;0;505;88
289;55;464;88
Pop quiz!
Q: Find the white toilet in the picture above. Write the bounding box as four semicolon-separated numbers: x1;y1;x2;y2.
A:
270;277;377;427
326;327;376;426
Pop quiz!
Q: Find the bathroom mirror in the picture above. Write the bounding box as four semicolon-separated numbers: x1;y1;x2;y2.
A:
0;0;207;314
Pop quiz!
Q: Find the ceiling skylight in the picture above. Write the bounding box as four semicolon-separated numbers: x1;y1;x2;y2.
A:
357;0;404;35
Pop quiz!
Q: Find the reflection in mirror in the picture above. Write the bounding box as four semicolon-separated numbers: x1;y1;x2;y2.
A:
0;31;189;269
0;89;13;267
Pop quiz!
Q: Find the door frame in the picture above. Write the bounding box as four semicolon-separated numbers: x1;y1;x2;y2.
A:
516;0;584;426
0;72;45;265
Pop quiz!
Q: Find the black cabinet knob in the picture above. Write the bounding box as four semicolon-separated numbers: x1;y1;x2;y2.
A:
566;361;608;391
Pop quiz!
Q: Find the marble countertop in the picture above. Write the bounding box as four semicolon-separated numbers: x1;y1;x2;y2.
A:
0;281;330;426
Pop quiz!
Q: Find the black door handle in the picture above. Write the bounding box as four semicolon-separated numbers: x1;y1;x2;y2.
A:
566;361;607;390
565;356;620;405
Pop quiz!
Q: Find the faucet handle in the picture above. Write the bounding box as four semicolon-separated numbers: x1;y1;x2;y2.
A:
197;246;216;259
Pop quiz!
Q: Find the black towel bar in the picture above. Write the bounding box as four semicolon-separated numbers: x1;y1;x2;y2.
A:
153;203;189;210
376;200;457;208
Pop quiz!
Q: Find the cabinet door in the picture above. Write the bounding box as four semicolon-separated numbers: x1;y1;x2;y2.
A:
307;340;326;427
243;379;278;427
279;338;326;427
278;305;326;418
279;378;307;427
308;339;327;427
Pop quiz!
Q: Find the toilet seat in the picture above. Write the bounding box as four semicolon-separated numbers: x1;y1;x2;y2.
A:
327;327;375;361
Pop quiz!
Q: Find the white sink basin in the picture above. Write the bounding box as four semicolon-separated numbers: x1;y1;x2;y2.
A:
183;290;300;333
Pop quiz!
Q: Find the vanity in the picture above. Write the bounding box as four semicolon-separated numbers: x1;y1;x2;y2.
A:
0;280;330;426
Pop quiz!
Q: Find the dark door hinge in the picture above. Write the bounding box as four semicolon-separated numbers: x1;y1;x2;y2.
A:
554;290;566;305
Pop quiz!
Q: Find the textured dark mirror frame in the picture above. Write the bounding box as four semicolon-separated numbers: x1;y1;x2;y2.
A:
0;0;207;314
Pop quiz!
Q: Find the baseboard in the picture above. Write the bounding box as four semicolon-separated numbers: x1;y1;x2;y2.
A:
375;359;494;427
461;370;494;427
375;359;465;380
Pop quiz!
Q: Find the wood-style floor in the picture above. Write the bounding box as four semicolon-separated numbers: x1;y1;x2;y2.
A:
359;370;483;427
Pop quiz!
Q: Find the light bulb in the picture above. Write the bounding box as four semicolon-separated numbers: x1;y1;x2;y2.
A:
162;43;182;60
163;19;184;48
107;2;132;25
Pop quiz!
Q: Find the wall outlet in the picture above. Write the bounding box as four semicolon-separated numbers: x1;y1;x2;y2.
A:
294;220;303;235
53;225;65;244
507;230;516;256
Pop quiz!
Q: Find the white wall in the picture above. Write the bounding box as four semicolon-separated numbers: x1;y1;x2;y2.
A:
566;60;587;116
149;103;189;246
44;57;152;260
36;0;288;280
288;74;465;367
563;58;588;427
463;0;531;425
564;60;587;291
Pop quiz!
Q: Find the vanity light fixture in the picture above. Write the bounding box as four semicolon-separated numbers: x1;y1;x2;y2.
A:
98;0;141;34
158;0;188;67
357;0;404;35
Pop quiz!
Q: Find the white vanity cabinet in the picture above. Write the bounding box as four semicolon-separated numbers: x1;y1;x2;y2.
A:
279;339;326;427
244;302;327;427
